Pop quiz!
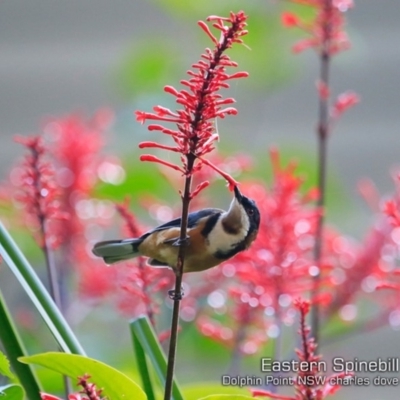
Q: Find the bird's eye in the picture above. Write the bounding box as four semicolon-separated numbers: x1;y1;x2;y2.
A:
248;208;254;215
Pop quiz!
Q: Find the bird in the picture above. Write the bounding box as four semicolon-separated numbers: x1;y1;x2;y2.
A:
92;186;260;274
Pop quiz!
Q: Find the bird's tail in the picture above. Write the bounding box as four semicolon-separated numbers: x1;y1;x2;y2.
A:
92;238;143;265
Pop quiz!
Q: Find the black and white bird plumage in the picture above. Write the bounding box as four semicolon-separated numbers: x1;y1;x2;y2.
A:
92;186;260;273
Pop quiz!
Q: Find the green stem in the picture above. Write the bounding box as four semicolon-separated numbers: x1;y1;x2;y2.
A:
0;291;42;400
0;221;85;356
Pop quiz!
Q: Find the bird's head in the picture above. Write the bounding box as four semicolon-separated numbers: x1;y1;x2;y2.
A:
222;186;260;242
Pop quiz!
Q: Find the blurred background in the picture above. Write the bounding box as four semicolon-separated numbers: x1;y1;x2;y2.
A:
0;1;399;399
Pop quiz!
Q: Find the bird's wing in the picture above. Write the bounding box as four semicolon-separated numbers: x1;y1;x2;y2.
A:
139;208;223;240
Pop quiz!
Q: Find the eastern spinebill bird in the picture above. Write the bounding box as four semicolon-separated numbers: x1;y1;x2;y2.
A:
92;186;260;273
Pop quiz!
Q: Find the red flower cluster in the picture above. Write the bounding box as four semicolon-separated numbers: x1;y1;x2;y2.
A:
13;135;66;249
135;11;249;193
281;0;353;55
41;374;104;400
251;299;349;400
282;1;359;121
45;110;112;242
43;111;119;300
196;151;322;354
192;150;398;352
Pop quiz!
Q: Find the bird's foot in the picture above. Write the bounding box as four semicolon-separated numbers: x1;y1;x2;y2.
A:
171;236;190;247
168;287;185;301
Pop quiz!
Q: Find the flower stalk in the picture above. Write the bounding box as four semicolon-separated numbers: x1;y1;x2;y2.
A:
281;0;358;342
136;11;249;399
311;0;332;344
163;163;194;400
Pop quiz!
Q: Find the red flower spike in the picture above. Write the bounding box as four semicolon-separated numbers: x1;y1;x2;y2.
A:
41;111;118;300
282;1;353;56
136;11;248;188
44;111;109;242
291;298;350;399
13;135;66;249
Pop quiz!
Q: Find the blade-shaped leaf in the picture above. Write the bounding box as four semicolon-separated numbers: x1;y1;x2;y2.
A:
0;294;42;399
20;352;146;400
131;316;184;400
131;332;155;400
0;384;24;400
0;222;85;355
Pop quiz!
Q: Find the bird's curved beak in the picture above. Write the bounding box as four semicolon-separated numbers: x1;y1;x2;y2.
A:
234;185;243;201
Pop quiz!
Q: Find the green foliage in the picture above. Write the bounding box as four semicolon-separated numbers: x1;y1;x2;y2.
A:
0;223;85;356
132;333;156;400
0;296;42;399
0;351;15;381
20;353;146;400
131;316;184;400
184;384;253;400
0;384;24;400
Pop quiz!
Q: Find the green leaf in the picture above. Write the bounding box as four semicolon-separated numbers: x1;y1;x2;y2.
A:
0;221;85;356
131;316;184;400
197;395;254;400
131;333;155;400
0;384;24;400
20;352;146;400
0;293;42;399
0;351;15;380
